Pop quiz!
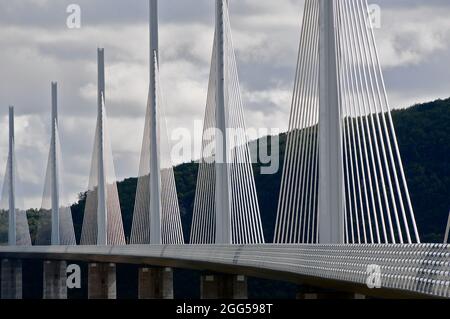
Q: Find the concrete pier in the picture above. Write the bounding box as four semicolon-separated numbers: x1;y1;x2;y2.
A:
1;259;22;299
200;274;247;299
296;285;366;299
138;267;173;299
43;260;67;299
88;263;116;299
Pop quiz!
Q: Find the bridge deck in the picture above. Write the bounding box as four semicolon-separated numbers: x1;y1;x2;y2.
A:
0;244;449;299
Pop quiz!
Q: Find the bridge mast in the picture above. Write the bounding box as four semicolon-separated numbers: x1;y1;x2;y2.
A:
275;0;419;244
8;107;16;246
50;82;60;245
318;0;344;244
214;0;232;245
191;0;263;245
97;48;108;245
149;0;162;245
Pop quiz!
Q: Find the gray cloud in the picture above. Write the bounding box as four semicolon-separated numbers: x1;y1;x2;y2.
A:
0;0;449;208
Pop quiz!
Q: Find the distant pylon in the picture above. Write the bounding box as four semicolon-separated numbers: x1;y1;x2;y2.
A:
36;83;76;245
0;107;31;246
50;82;60;244
274;0;420;244
80;49;125;245
7;107;16;245
190;0;264;245
130;0;184;245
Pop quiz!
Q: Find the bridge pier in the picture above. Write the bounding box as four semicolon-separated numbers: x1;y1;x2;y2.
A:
138;267;173;299
88;263;116;299
296;286;366;299
43;260;67;299
1;259;22;299
200;274;247;299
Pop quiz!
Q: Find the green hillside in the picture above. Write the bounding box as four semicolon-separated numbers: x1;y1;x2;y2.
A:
391;99;450;242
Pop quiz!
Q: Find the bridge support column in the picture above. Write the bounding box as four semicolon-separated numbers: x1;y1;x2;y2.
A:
201;274;247;299
43;260;67;299
1;259;22;299
138;267;173;299
296;286;366;299
88;263;116;299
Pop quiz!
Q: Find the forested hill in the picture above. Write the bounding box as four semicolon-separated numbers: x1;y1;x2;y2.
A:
391;98;450;242
64;97;450;244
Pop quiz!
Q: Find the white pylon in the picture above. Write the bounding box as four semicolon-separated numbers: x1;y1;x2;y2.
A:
318;0;345;244
80;48;125;246
8;106;16;246
274;0;420;245
214;0;232;245
130;0;184;245
50;82;60;245
149;0;162;245
96;48;108;246
190;0;264;245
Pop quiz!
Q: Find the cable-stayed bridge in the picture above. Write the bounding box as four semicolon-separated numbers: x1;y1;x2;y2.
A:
0;0;449;300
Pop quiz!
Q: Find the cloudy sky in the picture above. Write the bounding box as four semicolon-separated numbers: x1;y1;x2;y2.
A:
0;0;450;208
